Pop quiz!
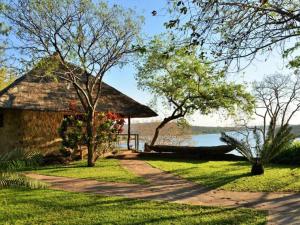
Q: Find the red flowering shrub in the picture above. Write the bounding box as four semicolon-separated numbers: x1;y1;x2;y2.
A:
59;111;125;160
68;100;77;111
94;112;125;155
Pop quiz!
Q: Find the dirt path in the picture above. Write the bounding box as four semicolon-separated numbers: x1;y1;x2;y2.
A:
27;159;300;225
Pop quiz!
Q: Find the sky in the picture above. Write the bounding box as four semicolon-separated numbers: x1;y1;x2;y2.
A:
101;1;300;127
4;1;295;127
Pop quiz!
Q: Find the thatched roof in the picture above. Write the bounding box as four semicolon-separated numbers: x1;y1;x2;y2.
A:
0;57;157;118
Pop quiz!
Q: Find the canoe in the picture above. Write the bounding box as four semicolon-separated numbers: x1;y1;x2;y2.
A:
144;143;235;156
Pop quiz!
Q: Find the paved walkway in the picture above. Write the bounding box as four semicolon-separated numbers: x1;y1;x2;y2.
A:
27;160;300;225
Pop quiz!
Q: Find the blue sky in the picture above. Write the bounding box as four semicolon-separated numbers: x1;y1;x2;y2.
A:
104;0;166;104
2;1;297;126
102;1;297;126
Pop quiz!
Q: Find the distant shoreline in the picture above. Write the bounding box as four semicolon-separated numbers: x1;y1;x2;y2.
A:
124;122;300;137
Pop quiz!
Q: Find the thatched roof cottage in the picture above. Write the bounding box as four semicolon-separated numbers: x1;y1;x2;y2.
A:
0;57;157;154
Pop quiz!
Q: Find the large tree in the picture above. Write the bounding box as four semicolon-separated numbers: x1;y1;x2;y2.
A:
0;1;11;81
136;39;254;146
253;72;300;140
3;0;143;166
164;0;300;70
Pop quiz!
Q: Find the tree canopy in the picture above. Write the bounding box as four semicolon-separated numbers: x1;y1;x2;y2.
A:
3;0;143;166
164;0;300;70
136;39;254;145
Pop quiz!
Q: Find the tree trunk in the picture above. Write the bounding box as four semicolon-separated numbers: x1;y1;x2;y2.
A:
149;113;184;147
150;119;170;146
251;159;264;175
86;109;95;167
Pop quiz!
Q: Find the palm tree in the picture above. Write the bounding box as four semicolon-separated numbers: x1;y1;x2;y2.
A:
221;124;295;175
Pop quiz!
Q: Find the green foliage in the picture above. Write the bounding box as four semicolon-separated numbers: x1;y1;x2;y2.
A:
288;55;300;69
221;125;295;166
221;132;254;162
58;113;125;157
0;172;45;189
261;124;295;163
94;112;124;154
221;72;299;174
283;41;300;69
4;0;143;167
0;2;10;65
0;149;42;171
0;188;267;225
136;38;254;117
0;149;45;189
58;116;85;151
147;159;300;192
0;68;16;91
166;0;300;69
272;141;300;165
137;38;253;145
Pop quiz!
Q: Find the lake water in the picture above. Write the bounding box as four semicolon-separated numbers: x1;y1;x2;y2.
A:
121;133;237;153
120;132;300;155
191;133;224;146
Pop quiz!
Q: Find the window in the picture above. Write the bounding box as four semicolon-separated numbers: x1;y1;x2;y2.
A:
0;112;3;128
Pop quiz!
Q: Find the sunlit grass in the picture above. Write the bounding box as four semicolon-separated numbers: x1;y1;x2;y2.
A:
0;188;267;225
146;159;300;192
28;159;146;184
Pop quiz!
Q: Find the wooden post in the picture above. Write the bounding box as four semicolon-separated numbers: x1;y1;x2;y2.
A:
127;116;131;150
137;134;139;151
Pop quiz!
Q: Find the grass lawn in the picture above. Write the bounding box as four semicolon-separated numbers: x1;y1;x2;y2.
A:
146;159;300;192
0;188;266;225
28;159;146;184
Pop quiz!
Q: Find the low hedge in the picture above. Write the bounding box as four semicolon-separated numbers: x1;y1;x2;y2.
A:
272;141;300;165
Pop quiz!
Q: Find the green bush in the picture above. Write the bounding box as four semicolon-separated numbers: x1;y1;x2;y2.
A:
0;149;46;189
0;172;45;189
0;149;43;171
272;141;300;165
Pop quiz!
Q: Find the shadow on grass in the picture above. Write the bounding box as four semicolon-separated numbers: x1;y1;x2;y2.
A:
144;158;252;190
0;188;267;225
172;168;251;190
21;159;118;172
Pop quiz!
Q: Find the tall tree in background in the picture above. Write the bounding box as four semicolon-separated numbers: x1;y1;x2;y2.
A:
253;72;300;141
3;0;143;166
136;39;254;146
221;73;299;174
0;2;9;66
0;1;13;87
164;0;300;70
